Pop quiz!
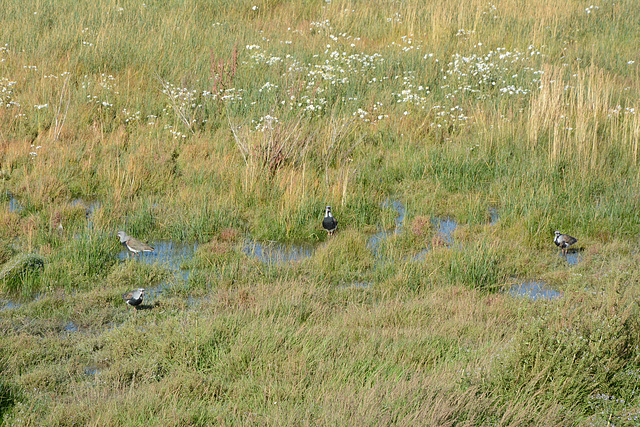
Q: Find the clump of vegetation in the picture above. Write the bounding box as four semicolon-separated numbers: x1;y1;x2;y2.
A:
313;230;374;283
446;241;505;292
483;301;640;424
0;253;44;296
0;379;17;422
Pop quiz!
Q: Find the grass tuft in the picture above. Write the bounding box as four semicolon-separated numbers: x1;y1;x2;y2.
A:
0;253;45;297
446;241;505;292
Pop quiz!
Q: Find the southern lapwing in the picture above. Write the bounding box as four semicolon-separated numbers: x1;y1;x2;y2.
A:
554;230;577;255
122;288;145;310
117;231;154;256
322;206;338;236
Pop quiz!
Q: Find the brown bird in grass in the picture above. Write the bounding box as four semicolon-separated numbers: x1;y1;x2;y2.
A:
122;288;145;310
117;231;154;256
554;230;577;255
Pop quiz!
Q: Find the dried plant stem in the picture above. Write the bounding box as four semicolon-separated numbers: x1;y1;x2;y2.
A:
52;74;71;141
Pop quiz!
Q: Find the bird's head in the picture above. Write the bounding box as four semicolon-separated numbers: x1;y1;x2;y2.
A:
325;206;332;216
554;230;561;236
117;231;127;242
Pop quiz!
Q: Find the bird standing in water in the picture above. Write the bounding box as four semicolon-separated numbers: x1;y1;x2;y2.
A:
117;231;154;256
554;230;577;255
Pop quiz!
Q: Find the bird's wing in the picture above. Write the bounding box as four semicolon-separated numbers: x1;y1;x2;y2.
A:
140;240;154;251
129;237;154;251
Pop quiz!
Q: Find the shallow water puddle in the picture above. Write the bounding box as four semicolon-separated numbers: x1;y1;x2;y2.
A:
70;198;99;214
509;281;562;301
3;191;20;212
63;321;79;333
186;295;212;308
0;292;47;311
384;199;406;231
366;201;459;261
433;217;457;245
71;199;101;228
119;240;197;272
366;230;392;256
411;248;428;261
563;251;581;266
242;239;315;264
8;195;22;213
84;367;101;376
408;217;459;261
367;199;406;256
489;207;499;225
0;299;21;311
119;240;198;301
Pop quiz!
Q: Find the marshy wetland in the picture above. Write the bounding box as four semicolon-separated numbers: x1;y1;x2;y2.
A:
2;0;640;424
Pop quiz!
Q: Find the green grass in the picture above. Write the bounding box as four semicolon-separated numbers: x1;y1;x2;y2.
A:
0;253;44;297
2;0;640;424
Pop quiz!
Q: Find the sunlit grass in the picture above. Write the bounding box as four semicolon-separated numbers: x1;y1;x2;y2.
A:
1;0;640;424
